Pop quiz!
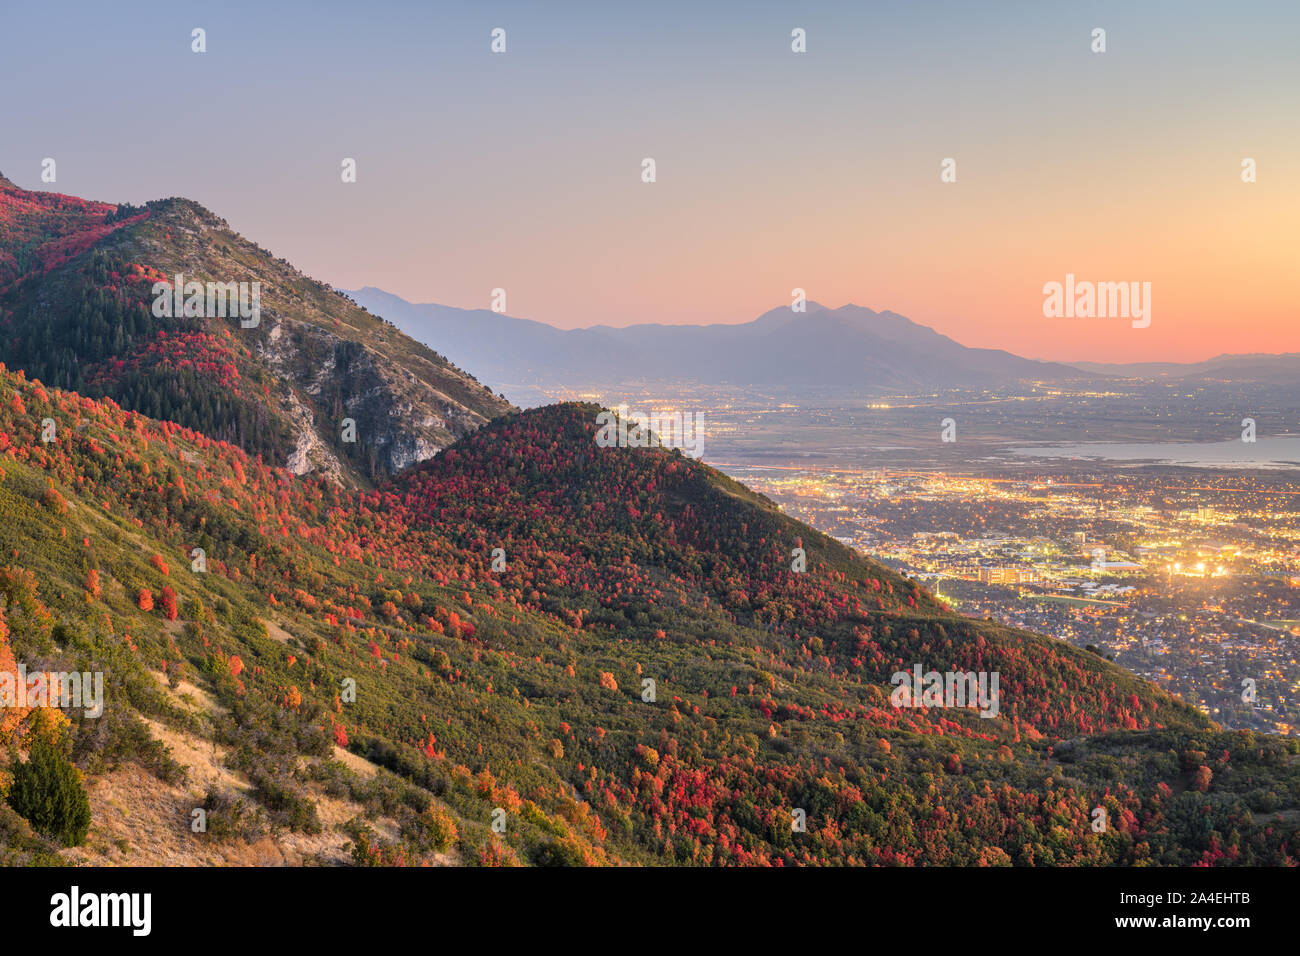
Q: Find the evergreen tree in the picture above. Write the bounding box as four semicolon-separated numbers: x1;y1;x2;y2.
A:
7;738;93;847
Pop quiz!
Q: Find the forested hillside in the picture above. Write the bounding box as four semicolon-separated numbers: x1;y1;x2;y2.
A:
0;374;1295;866
0;174;511;484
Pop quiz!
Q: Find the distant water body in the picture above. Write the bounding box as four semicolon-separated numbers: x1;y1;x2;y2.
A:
1009;435;1300;470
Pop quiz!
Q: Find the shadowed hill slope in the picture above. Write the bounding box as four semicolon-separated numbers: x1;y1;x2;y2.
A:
1;379;1293;866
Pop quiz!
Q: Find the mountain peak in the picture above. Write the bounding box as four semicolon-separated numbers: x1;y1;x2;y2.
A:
751;300;828;326
347;287;1085;395
0;181;512;483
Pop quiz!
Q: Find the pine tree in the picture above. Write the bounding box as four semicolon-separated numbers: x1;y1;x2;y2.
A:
7;738;93;847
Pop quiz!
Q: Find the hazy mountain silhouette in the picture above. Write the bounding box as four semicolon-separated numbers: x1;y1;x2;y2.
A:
342;288;1088;400
1071;354;1300;385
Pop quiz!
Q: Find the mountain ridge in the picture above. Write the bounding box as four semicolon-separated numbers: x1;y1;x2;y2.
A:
0;181;513;484
342;287;1093;401
1069;353;1300;384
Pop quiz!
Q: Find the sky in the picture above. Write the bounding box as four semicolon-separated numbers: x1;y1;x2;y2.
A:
3;0;1297;363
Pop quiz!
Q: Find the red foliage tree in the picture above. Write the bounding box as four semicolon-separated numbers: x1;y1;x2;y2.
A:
159;585;177;621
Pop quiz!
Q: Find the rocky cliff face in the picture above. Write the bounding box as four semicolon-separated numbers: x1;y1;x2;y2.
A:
0;182;512;484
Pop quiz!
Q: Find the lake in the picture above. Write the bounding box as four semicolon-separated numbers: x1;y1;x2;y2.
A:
1008;435;1300;469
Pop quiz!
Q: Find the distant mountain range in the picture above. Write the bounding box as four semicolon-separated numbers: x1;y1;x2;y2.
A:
341;288;1090;402
1070;354;1300;385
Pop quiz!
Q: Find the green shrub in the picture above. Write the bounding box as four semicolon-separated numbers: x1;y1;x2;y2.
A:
7;739;93;847
199;786;266;842
411;803;458;853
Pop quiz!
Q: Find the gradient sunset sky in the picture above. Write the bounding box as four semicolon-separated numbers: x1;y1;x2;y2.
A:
3;0;1297;362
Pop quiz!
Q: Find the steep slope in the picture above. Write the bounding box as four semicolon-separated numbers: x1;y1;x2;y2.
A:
0;172;129;289
0;178;512;483
386;404;1208;740
346;288;1090;396
0;375;1295;866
